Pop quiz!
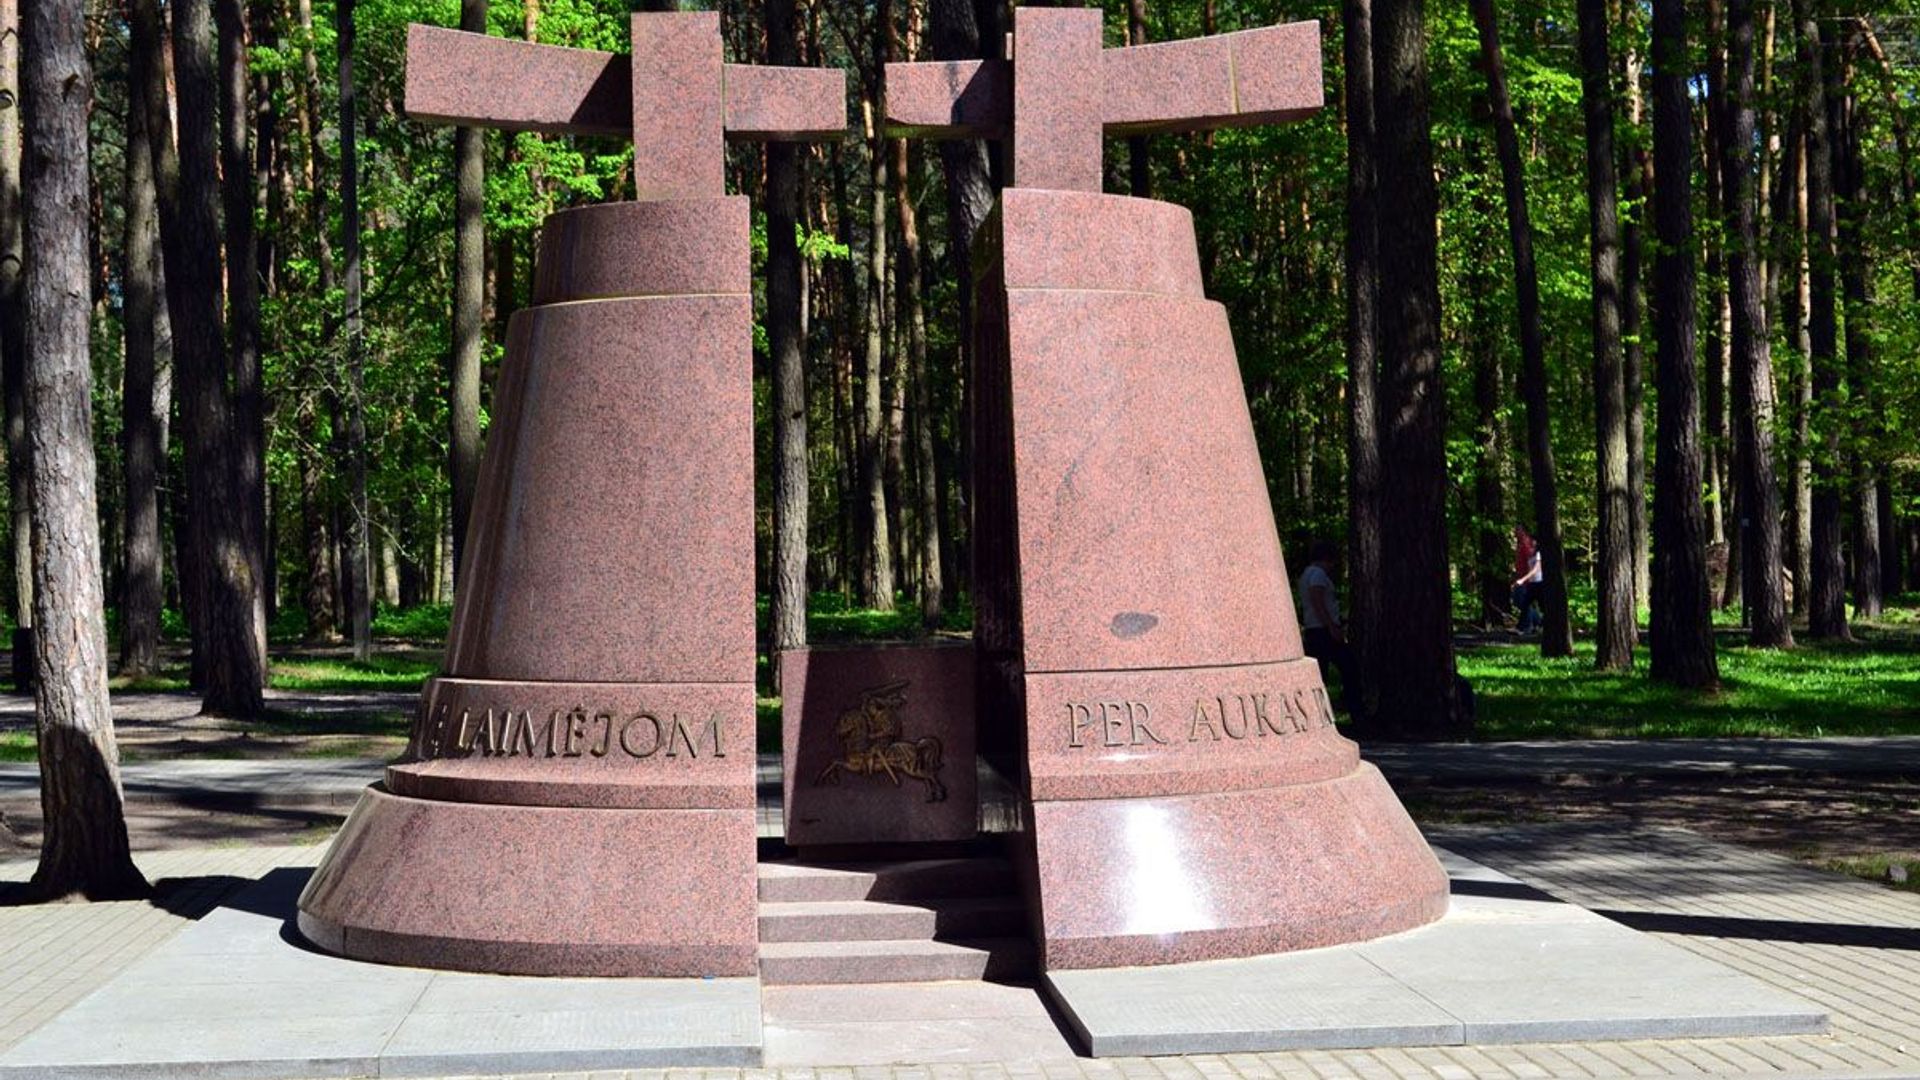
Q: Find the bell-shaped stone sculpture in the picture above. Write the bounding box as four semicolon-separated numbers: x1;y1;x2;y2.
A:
888;9;1449;970
296;14;844;976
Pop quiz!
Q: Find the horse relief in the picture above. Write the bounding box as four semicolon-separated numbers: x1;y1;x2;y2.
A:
813;678;948;802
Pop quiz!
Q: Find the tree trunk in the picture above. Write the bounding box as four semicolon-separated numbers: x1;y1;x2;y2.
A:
1833;78;1880;620
893;145;941;628
1703;0;1730;565
1722;0;1792;646
766;0;808;675
1368;0;1461;740
1649;0;1720;687
120;25;170;676
21;0;149;900
449;0;485;588
1787;117;1812;616
1467;148;1505;628
294;0;334;292
300;402;338;641
929;0;991;606
1577;0;1635;671
1468;0;1572;657
1346;0;1383;682
135;0;267;717
339;0;371;659
0;0;30;691
1797;0;1847;640
858;87;894;611
1619;12;1651;612
1705;0;1737;614
217;0;267;676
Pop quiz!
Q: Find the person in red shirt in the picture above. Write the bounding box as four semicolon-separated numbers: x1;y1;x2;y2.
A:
1511;525;1544;633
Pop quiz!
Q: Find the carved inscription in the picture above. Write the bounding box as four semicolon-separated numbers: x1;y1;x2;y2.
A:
1065;686;1334;749
411;704;727;762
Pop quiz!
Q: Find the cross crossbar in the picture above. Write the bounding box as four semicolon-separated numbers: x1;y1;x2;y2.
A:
884;21;1323;141
405;24;845;142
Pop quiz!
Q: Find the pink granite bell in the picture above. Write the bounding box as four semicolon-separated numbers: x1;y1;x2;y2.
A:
889;9;1450;970
296;13;843;977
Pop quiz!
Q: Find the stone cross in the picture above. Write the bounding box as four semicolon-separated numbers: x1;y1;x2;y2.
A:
885;7;1322;191
405;12;844;200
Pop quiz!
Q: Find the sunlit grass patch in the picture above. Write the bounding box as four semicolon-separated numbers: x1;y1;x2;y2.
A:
268;654;439;692
1824;853;1920;893
0;730;34;763
1459;618;1920;739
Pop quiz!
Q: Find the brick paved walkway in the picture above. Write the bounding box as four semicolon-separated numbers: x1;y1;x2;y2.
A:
3;825;1916;1078
0;844;327;1052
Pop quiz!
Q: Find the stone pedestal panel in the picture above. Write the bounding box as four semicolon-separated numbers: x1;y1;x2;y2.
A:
1024;657;1357;801
781;644;978;847
386;677;755;809
533;198;748;303
1005;287;1298;673
297;786;758;976
1028;764;1448;970
444;294;753;685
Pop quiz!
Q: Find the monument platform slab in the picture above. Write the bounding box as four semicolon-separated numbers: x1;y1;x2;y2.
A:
1041;849;1828;1057
0;867;763;1079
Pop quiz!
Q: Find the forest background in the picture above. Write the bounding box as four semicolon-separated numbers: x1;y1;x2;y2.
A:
4;0;1918;731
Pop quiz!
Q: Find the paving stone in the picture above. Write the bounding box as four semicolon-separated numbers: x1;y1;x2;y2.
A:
0;866;764;1077
1044;947;1464;1056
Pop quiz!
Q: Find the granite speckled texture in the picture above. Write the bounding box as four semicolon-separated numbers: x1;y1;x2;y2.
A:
882;21;1323;145
405;24;629;136
885;58;1011;138
1009;9;1103;192
1028;766;1448;969
1023;659;1358;801
387;678;756;809
781;644;979;848
721;65;848;140
404;24;843;141
998;190;1201;296
444;293;752;684
631;12;725;199
533;198;748;302
1102;23;1323;134
297;787;759;976
974;176;1447;970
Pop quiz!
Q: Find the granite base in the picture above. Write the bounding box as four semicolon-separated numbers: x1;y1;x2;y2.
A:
296;785;758;977
1029;761;1449;969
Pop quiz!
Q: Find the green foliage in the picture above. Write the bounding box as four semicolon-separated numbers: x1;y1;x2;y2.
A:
371;603;453;640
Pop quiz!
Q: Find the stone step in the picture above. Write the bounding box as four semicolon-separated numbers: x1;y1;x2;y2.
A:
757;856;1017;904
758;937;1034;985
758;896;1029;943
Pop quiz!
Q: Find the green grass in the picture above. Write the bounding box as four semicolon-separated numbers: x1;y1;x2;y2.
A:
0;729;33;762
1458;621;1920;740
107;653;441;695
758;697;781;752
1824;853;1920;893
764;591;973;643
268;654;440;691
